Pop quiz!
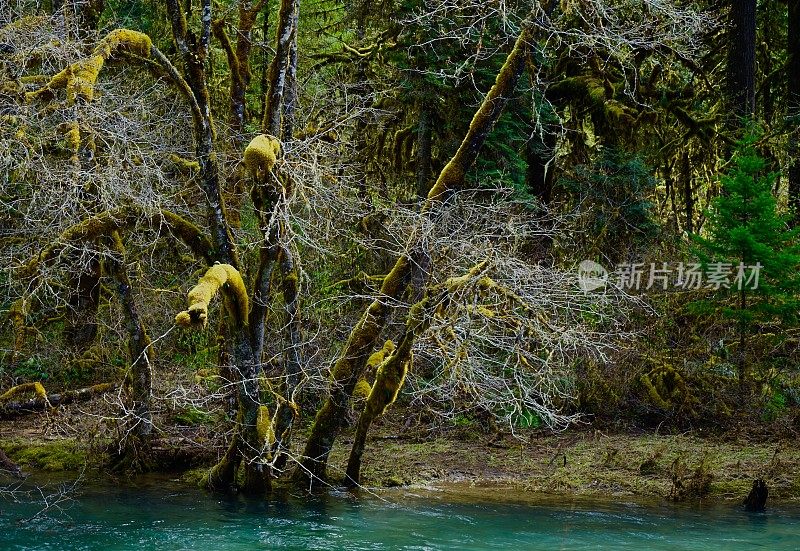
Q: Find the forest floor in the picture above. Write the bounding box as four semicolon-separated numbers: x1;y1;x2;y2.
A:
1;402;799;504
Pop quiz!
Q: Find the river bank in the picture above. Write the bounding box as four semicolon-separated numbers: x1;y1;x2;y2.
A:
2;420;798;504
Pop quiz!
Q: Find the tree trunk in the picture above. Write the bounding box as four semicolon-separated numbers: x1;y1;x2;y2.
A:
263;0;298;136
297;27;532;487
525;125;556;204
107;233;153;445
726;0;756;120
165;0;267;494
281;0;300;142
270;245;302;471
788;0;800;215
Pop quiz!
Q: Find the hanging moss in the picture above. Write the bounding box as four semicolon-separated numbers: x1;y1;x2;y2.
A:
368;339;395;369
243;134;281;182
64;121;81;154
353;379;372;401
175;264;249;328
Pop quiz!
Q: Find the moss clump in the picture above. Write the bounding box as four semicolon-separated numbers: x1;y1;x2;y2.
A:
640;362;694;412
175;264;249;328
64;121;81;153
168;153;200;173
353;379;372;401
3;439;86;471
367;340;395;369
243;134;281;182
94;29;153;59
181;466;211;485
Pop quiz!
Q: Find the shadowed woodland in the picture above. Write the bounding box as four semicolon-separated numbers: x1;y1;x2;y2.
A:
2;0;800;497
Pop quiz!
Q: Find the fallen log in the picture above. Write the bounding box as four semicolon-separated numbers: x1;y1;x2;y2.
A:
0;382;117;419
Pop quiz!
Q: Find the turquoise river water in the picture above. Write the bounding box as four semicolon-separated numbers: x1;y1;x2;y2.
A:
0;477;798;550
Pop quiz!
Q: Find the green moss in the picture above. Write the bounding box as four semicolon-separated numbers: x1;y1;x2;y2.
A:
175;264;249;328
243;134;281;182
26;28;152;105
3;439;86;471
256;405;275;446
182;466;213;486
353;379;372;400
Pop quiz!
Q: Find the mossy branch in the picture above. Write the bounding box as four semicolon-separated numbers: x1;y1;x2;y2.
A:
17;207;213;278
0;382;48;404
175;264;249;328
26;29;152;105
427;27;531;202
0;383;117;419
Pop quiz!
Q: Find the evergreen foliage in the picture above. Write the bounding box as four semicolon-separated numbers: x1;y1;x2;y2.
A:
692;130;800;376
558;148;659;262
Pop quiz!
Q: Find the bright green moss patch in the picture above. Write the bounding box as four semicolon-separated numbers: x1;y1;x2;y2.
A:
2;439;86;471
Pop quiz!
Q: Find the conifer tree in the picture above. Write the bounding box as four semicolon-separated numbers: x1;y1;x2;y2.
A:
694;131;800;382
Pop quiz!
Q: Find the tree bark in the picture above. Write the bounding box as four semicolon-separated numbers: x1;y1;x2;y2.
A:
788;0;800;215
281;0;300;142
263;0;298;136
107;233;153;440
726;0;756;120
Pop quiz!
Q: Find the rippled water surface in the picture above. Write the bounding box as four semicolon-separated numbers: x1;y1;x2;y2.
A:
1;478;798;550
